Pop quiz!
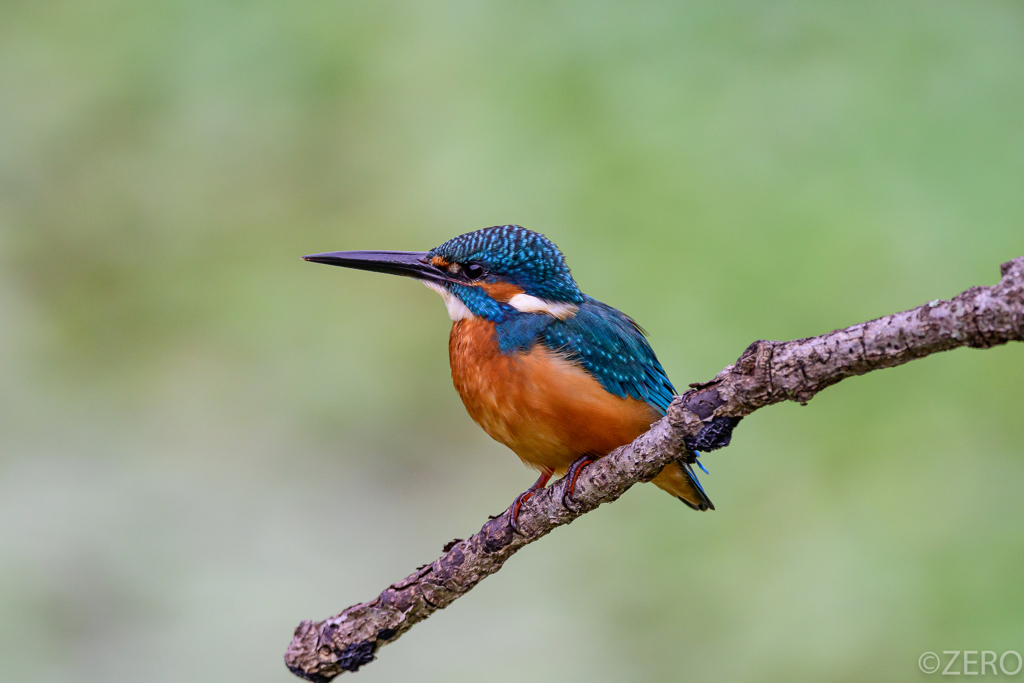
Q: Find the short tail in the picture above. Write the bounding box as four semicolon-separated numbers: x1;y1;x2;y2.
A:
651;461;714;511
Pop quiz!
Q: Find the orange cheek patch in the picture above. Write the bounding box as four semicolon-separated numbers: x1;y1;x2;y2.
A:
430;256;450;268
479;281;525;302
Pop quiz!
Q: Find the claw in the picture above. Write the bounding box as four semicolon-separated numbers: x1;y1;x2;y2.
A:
560;454;596;510
506;470;552;534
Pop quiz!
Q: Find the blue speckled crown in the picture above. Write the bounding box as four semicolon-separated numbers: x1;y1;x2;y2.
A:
429;225;584;304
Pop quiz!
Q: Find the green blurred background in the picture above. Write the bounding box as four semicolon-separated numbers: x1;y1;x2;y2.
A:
2;1;1023;681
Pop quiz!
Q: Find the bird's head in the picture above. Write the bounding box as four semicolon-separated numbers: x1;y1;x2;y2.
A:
303;225;584;321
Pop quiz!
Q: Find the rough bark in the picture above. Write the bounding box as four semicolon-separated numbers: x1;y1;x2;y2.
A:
286;257;1024;681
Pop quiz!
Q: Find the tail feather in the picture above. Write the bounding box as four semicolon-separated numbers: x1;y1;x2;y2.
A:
651;461;715;511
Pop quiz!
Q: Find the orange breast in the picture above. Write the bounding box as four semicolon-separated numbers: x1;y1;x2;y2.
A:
449;318;660;474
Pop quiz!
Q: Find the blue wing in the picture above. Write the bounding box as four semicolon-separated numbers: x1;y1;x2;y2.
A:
540;296;676;416
512;296;714;511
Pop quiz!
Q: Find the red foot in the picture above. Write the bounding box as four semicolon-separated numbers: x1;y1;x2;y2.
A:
507;470;553;534
561;454;596;510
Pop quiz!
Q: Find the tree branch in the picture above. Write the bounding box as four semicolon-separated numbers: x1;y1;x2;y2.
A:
285;257;1024;681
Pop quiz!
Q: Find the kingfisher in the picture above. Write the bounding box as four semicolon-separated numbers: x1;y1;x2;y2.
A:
303;225;713;528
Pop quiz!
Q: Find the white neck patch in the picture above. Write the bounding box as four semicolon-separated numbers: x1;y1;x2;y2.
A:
422;282;578;322
422;281;475;321
507;293;579;320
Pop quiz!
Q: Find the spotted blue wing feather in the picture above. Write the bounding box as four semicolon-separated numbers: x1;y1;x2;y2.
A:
540;296;676;416
540;297;713;509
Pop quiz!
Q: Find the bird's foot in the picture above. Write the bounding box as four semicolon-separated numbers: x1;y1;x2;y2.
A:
560;455;596;511
507;490;536;535
506;470;553;535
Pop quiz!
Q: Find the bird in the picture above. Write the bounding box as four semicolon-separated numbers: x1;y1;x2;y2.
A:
303;225;713;529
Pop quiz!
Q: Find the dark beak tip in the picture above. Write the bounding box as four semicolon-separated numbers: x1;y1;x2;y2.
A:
297;249;446;283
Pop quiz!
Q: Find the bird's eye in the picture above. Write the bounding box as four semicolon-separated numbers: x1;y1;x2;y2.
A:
464;263;485;280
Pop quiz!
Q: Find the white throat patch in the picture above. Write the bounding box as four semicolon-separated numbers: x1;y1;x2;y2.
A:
507;293;578;320
422;282;578;322
422;281;475;321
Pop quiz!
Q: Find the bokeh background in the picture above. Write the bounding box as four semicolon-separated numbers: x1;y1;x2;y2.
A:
2;1;1023;681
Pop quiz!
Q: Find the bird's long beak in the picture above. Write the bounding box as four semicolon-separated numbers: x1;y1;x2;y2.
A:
302;250;453;285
